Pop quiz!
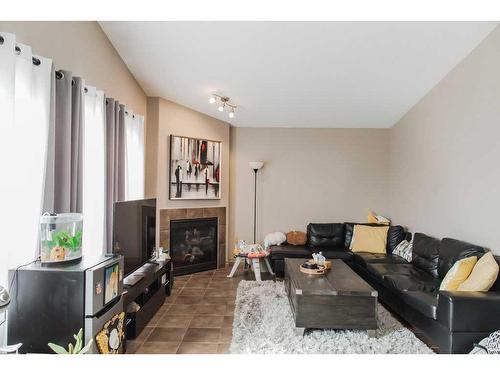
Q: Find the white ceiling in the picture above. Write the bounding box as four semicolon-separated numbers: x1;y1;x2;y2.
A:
100;21;497;128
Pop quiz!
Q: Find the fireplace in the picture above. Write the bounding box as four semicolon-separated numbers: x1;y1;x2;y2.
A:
170;217;218;275
159;207;226;271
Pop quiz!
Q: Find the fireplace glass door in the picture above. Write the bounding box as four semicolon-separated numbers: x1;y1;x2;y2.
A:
170;218;218;275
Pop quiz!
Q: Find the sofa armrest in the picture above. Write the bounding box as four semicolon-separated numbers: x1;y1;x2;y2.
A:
437;290;500;332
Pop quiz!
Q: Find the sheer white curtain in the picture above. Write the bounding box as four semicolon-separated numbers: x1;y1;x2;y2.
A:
0;33;145;278
124;110;145;200
0;33;52;286
82;86;107;258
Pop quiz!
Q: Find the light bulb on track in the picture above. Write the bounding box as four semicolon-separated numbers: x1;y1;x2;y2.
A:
210;94;236;117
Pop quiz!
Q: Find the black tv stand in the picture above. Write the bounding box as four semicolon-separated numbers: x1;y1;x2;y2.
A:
123;273;144;286
123;259;172;347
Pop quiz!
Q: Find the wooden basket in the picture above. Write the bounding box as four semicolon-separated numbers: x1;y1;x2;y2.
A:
300;263;329;276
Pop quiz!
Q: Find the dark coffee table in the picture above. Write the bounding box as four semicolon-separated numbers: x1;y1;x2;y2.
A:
284;258;378;337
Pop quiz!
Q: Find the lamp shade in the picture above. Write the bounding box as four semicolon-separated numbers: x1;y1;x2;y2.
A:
249;161;264;170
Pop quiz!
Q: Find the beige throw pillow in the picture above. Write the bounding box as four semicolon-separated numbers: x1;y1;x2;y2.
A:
457;251;499;292
439;256;477;291
350;225;389;254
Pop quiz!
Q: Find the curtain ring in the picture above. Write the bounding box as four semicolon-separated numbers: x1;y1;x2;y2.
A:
84;87;88;94
32;57;41;66
0;35;4;45
15;45;21;55
55;70;64;80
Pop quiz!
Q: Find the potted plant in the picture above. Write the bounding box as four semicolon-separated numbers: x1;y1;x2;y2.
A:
48;328;93;354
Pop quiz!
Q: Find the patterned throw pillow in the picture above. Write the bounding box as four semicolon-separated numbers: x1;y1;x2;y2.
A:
393;240;413;262
486;330;500;354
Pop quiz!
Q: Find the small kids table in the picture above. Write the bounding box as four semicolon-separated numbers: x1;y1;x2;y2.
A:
227;251;274;282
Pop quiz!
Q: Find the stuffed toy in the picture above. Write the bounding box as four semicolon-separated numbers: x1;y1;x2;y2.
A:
367;211;391;225
367;211;378;224
264;232;286;249
286;230;307;245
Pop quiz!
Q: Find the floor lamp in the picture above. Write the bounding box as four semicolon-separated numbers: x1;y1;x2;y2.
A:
249;161;264;244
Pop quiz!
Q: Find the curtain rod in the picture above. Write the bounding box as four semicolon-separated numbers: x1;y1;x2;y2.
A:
0;36;41;66
1;34;140;118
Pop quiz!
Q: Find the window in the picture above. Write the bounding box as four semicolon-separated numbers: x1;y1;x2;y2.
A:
124;111;145;200
82;87;106;257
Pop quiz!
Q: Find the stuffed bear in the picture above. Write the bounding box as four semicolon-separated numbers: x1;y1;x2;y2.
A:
264;231;286;249
286;230;307;245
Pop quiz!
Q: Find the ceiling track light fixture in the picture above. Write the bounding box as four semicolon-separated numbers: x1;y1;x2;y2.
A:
209;93;237;119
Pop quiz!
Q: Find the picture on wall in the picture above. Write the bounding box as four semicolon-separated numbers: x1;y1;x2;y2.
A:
169;135;221;200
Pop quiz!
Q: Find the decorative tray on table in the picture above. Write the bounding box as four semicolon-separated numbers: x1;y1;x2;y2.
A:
299;261;330;276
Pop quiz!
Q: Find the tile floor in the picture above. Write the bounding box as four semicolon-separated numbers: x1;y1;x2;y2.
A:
125;261;274;354
125;261;436;354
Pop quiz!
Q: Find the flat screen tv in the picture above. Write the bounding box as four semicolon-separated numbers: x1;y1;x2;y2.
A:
112;198;157;276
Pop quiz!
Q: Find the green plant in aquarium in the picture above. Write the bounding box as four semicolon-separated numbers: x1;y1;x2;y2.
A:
46;230;82;252
48;328;93;354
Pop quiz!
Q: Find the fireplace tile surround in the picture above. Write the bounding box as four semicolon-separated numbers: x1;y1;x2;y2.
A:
160;207;226;269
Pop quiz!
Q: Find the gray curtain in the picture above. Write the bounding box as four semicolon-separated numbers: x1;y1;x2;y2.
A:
43;70;140;254
42;65;56;213
44;70;84;214
69;76;84;212
105;98;126;251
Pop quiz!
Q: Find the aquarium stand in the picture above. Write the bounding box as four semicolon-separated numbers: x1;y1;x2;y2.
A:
123;259;172;344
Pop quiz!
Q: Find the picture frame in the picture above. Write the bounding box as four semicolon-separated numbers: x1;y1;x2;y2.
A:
169;135;222;200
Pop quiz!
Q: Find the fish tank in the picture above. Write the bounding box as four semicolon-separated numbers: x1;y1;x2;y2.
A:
40;213;83;264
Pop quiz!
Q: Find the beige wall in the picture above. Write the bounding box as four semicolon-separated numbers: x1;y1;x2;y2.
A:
0;21;147;116
230;128;391;246
147;97;230;255
389;25;500;254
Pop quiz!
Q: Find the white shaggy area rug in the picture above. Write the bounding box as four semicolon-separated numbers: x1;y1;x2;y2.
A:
229;280;434;354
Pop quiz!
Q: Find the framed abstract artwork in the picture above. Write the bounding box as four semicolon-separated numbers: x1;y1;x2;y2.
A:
169;135;222;200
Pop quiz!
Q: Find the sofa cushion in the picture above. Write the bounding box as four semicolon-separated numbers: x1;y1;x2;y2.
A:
353;252;408;268
411;233;441;278
490;255;500;292
307;223;345;249
400;291;438;319
365;262;416;282
269;244;311;260
319;249;354;262
384;272;440;293
387;226;406;253
438;237;486;279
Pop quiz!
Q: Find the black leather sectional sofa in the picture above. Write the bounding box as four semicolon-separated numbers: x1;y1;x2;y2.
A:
269;223;500;353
